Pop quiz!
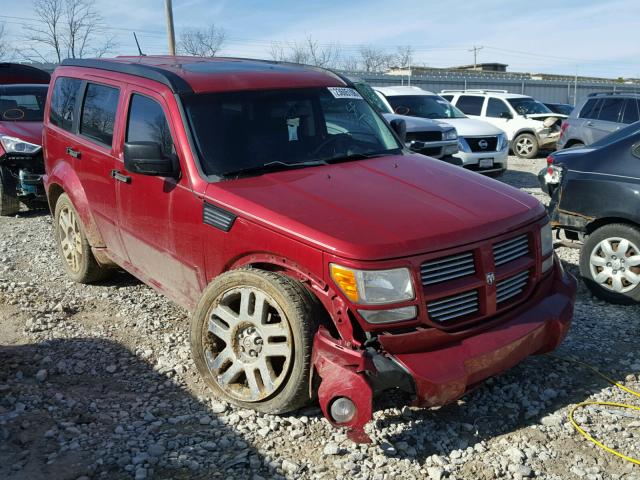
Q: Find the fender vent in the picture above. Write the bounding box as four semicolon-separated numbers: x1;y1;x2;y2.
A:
203;203;236;232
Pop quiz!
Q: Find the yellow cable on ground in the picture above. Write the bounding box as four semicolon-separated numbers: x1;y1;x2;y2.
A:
550;355;640;465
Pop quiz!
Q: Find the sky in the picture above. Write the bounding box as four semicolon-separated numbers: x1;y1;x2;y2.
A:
1;0;639;78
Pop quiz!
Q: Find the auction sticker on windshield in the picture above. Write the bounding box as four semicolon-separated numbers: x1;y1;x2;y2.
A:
327;87;363;100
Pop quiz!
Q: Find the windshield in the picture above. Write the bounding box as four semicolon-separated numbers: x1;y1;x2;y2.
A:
353;82;392;114
182;87;402;177
385;95;467;119
507;97;552;116
0;85;48;122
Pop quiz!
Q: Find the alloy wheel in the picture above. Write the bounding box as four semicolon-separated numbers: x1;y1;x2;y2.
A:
516;137;534;156
203;287;293;402
589;237;640;293
58;206;83;273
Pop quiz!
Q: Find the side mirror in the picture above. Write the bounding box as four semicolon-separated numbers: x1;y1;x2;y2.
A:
389;118;407;143
500;111;513;120
124;141;177;177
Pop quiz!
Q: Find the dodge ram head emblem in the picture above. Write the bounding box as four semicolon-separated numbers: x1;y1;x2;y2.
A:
486;272;495;285
478;139;489;150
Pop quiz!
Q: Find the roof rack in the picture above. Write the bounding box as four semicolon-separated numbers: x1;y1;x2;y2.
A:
60;58;194;94
587;90;640;97
440;89;509;94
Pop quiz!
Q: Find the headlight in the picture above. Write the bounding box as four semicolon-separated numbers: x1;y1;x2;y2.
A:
540;220;554;272
497;133;509;151
457;137;471;153
0;135;41;154
443;128;458;141
330;264;415;305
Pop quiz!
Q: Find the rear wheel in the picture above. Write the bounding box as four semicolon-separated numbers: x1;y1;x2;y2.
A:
191;268;317;414
0;167;20;216
54;193;110;283
579;224;640;304
568;142;585;149
513;133;539;159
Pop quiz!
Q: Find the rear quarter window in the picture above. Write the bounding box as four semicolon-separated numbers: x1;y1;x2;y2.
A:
49;77;83;131
622;98;640;124
80;83;120;147
579;98;601;120
456;95;484;116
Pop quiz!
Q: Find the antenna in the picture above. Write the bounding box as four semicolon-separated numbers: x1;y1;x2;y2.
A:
133;32;146;56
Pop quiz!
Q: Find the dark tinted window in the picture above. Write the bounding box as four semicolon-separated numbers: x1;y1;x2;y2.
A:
126;94;175;157
486;98;511;118
579;98;601;119
622;98;640;124
0;85;47;122
456;95;484;116
50;77;82;131
440;94;454;102
597;97;624;123
80;83;119;146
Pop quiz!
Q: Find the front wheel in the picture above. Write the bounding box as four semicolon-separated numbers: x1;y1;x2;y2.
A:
513;133;539;159
579;224;640;304
190;269;317;414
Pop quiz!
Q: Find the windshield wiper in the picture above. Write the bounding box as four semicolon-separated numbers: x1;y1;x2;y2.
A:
322;150;399;165
222;160;327;178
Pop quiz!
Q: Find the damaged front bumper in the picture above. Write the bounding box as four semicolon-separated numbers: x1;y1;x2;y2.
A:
312;260;576;442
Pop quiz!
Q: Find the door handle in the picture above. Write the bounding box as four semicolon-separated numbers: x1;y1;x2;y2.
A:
66;147;81;159
110;170;131;184
585;121;593;127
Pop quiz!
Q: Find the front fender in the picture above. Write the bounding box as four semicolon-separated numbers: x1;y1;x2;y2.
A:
44;160;105;248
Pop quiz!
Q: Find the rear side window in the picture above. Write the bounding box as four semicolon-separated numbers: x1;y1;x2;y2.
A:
597;97;624;123
80;83;119;147
456;95;484;116
440;94;454;102
486;98;511;118
579;98;601;119
49;77;82;131
622;98;640;124
126;94;175;157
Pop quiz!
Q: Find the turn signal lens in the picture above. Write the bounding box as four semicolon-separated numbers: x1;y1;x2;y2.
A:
330;264;359;302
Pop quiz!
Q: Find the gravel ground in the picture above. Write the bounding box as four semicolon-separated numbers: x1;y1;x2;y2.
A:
1;155;640;480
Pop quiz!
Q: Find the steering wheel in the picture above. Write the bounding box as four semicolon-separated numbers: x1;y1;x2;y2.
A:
310;133;351;157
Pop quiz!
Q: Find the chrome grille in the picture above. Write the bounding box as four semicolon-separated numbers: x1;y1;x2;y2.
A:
496;270;529;304
421;252;475;286
493;234;529;267
427;290;479;322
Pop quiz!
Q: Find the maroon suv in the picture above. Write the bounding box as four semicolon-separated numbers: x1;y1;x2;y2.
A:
43;56;576;441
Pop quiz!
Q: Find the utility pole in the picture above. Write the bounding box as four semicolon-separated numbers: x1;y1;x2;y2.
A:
164;0;176;55
469;45;483;70
574;66;578;106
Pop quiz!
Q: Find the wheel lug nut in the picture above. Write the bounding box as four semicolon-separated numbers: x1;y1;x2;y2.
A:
607;262;612;267
255;338;263;345
612;256;617;260
613;270;617;274
240;346;245;352
250;351;257;357
621;268;625;272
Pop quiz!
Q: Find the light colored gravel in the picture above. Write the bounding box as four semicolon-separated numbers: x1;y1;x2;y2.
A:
1;155;639;479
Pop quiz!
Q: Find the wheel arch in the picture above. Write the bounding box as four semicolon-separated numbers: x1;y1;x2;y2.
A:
563;138;585;148
512;128;537;140
585;216;640;236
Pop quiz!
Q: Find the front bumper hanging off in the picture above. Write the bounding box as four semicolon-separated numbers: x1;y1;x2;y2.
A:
312;262;576;442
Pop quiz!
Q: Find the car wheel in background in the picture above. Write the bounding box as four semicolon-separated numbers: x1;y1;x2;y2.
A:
579;223;640;304
191;268;318;414
54;193;111;283
568;142;585;149
0;166;21;216
513;133;539;159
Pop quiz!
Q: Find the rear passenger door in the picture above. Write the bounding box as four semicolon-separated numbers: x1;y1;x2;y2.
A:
115;86;203;308
590;97;625;142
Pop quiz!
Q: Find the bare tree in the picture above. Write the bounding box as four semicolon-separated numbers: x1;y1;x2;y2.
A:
0;23;12;60
22;0;116;63
179;25;226;57
359;45;394;72
270;36;341;68
395;45;414;68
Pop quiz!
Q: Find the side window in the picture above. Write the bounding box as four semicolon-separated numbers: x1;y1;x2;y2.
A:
126;94;175;157
597;97;625;123
622;98;640;124
579;98;601;119
456;95;484;116
49;77;83;131
80;83;119;146
486;98;511;118
440;95;454;102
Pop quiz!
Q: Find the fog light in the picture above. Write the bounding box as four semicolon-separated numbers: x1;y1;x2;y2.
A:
330;397;356;424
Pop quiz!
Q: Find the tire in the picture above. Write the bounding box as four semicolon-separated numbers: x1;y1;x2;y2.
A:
0;167;21;216
579;223;640;304
191;268;318;414
54;193;110;283
568;142;585;149
513;133;539;159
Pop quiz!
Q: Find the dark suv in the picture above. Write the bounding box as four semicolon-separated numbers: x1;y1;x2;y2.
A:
43;56;575;441
557;92;640;149
546;122;640;303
